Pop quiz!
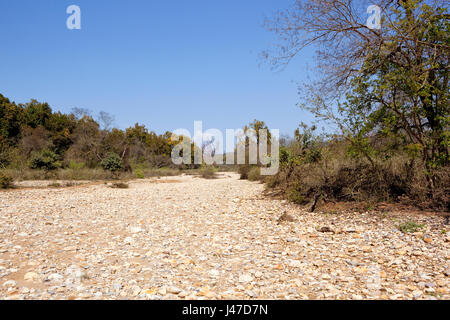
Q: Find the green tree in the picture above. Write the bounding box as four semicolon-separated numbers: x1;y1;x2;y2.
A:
30;149;61;171
101;152;123;173
21;100;52;129
266;0;449;195
0;94;22;144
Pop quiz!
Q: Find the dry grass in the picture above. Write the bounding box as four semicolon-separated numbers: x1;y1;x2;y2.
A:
262;140;449;212
0;171;14;189
3;167;182;182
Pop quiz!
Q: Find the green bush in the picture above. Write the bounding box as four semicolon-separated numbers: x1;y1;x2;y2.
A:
68;160;85;170
238;165;251;180
199;166;218;179
286;184;309;205
101;153;123;173
29;149;61;171
0;171;13;189
135;168;145;179
398;221;425;233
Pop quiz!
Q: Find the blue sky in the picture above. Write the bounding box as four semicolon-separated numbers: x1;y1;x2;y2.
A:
0;0;317;136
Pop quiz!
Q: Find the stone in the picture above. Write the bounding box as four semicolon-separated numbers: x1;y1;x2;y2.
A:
0;173;449;300
412;290;423;298
319;227;334;233
322;274;331;280
362;246;372;253
209;269;220;277
167;286;182;294
24;272;39;281
48;273;63;281
423;237;432;244
239;274;253;283
124;237;134;245
130;227;143;234
3;280;17;288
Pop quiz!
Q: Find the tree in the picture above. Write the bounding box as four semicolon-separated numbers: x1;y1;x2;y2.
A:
30;149;61;171
97;111;115;131
66;115;102;167
265;0;449;193
0;94;22;166
101;152;123;174
46;112;77;156
0;94;22;145
21;100;52;129
19;126;50;158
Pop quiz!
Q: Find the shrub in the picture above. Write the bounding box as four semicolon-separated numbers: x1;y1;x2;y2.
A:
398;221;425;233
135;168;145;179
29;149;61;171
248;167;263;181
48;182;62;188
101;153;123;173
286;183;309;205
68;161;85;170
238;165;251;180
199;166;218;179
0;171;13;189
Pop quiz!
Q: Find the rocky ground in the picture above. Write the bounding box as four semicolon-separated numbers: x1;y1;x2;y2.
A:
0;173;448;300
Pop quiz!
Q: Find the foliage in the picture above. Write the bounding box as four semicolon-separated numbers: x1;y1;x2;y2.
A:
199;166;218;179
0;171;13;189
68;160;85;170
238;164;251;180
248;167;263;182
0;92;178;174
29;149;61;171
398;221;425;234
101;153;123;173
264;0;450;208
135;168;145;179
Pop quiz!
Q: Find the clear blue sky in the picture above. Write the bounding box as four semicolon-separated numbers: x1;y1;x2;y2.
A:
0;0;317;136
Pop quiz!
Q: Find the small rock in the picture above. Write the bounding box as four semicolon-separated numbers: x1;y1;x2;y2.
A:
425;288;435;294
239;274;253;283
158;287;167;295
48;273;63;281
423;237;432;244
412;290;423;298
167;286;182;294
209;269;220;277
24;272;39;281
124;237;134;245
278;213;295;223
319;227;334;233
362;246;372;253
3;280;17;288
130;227;143;234
246;290;258;298
288;260;302;268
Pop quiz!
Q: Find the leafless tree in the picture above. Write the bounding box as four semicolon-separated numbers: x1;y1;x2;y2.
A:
97;111;115;131
71;107;91;120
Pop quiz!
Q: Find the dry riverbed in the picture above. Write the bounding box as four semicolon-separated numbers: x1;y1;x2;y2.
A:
0;173;448;300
